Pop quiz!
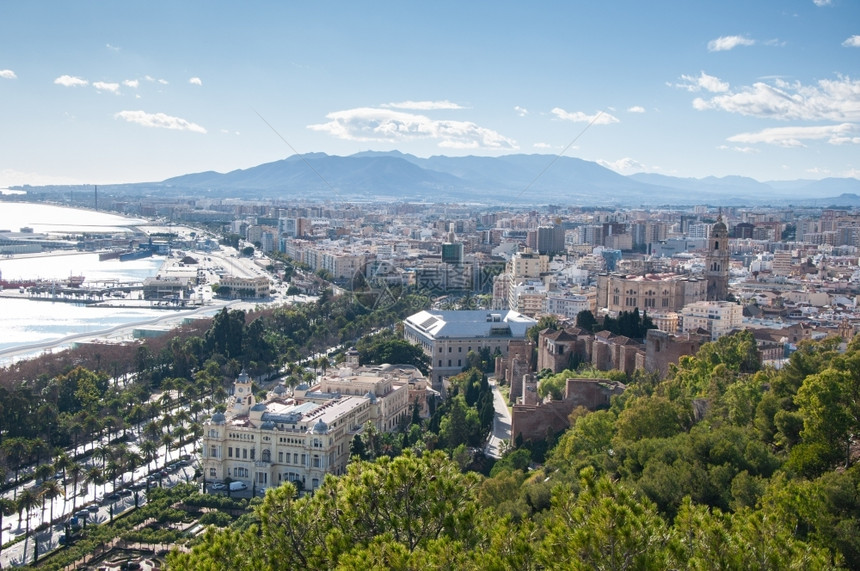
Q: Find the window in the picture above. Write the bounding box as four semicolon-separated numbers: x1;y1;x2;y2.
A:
243;448;248;459
257;473;267;484
209;468;216;478
250;449;255;460
313;455;321;468
228;447;233;458
278;451;283;462
301;454;306;465
448;360;452;366
210;446;217;458
262;449;271;462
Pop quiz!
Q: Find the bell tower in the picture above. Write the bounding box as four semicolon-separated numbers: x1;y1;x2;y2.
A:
706;215;729;301
231;369;255;415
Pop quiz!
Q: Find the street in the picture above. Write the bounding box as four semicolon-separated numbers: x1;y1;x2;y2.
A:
484;378;512;459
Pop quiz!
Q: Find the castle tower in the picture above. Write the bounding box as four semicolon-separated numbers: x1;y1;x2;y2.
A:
706;215;729;301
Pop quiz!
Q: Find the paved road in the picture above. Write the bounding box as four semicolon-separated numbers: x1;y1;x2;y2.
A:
485;379;512;459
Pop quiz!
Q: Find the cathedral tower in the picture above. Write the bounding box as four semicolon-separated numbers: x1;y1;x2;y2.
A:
706;215;729;301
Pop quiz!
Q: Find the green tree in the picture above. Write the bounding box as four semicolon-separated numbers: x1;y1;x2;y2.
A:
170;451;483;569
537;467;673;569
576;309;598;333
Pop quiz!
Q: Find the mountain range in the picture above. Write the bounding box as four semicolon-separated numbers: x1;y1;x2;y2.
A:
27;152;860;207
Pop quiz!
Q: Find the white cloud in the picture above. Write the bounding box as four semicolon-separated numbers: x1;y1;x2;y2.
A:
307;107;516;150
0;69;16;79
158;79;168;85
708;35;755;52
115;110;207;134
693;76;860;121
381;100;464;110
54;75;88;87
806;166;832;175
106;43;121;52
515;106;529;117
597;157;646;174
673;71;730;93
533;142;553;149
551;108;619;124
717;144;760;154
727;123;860;147
843;36;860;48
123;79;139;88
813;0;831;6
627;106;645;113
189;77;202;86
93;81;120;94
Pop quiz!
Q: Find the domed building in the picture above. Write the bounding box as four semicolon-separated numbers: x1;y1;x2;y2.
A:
201;359;431;494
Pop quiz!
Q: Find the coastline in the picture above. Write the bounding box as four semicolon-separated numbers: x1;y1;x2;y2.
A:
0;299;236;365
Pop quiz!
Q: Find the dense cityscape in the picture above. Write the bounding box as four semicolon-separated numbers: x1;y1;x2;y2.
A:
2;0;859;568
0;186;860;568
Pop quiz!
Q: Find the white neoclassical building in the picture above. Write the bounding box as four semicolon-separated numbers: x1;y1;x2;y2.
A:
200;358;424;493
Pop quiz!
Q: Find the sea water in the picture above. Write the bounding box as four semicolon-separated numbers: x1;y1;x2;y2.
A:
0;202;177;363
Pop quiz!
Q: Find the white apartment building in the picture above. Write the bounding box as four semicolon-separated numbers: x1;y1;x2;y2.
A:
680;300;743;340
545;291;595;320
509;280;548;317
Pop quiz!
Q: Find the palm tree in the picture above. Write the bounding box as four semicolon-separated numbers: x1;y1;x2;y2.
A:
161;432;174;467
126;404;146;437
92;443;110;469
106;460;123;495
161;411;175;435
83;414;103;451
318;356;331;376
16;488;39;558
173;425;190;457
0;497;16;563
67;462;83;512
140;439;158;473
189;400;203;423
2;437;31;493
85;467;104;502
143;420;162;442
38;479;63;527
34;462;54;484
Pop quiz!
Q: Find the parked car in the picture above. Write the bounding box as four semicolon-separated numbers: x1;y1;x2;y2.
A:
210;482;226;491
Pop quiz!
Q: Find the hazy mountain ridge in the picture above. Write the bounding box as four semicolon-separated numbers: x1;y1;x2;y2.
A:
16;152;860;206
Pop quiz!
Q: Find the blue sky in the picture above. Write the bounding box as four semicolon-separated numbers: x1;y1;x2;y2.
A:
1;0;858;188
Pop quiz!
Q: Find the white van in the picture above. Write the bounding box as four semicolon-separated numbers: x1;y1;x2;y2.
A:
229;481;247;492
